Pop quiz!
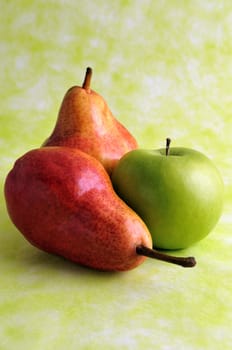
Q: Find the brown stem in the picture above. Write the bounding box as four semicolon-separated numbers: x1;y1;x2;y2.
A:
82;67;92;91
136;245;196;268
166;137;171;156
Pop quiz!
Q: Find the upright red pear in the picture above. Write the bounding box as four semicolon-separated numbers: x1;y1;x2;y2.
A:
43;68;138;175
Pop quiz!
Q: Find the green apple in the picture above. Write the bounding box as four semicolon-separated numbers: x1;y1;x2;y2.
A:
112;139;224;250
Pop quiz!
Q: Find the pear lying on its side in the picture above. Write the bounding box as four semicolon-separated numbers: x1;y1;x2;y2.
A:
43;68;138;175
4;147;150;271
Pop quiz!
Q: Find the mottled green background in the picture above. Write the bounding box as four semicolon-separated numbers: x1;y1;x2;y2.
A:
1;1;231;349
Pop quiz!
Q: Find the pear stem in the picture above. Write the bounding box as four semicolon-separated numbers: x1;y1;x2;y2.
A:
136;245;196;268
166;137;171;156
82;67;92;91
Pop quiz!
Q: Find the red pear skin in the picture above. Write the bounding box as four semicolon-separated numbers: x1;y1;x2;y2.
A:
43;68;138;175
4;147;151;271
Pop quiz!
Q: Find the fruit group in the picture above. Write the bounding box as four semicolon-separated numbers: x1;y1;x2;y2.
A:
112;139;224;250
43;68;137;174
4;146;196;271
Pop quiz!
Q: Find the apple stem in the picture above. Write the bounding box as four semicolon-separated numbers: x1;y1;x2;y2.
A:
82;67;92;91
136;245;196;268
166;137;171;156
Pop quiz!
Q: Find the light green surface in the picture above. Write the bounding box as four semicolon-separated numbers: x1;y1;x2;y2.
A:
0;1;231;349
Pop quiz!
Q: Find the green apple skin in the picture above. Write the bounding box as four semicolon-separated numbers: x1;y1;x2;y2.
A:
112;147;224;250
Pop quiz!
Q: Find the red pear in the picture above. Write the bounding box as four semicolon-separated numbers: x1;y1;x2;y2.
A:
4;147;196;271
4;147;150;271
43;68;138;175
